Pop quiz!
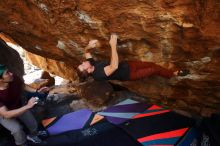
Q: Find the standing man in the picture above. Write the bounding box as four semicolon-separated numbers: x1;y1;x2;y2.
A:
77;34;189;82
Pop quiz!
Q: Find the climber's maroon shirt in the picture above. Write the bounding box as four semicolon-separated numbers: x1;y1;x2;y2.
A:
0;75;24;110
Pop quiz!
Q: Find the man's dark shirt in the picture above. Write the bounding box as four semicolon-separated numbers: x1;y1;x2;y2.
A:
87;58;130;81
0;75;24;110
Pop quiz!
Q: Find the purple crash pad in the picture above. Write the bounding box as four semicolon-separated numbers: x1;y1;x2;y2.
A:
47;109;92;135
98;99;149;124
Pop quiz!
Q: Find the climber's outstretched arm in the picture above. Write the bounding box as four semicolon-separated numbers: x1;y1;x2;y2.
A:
84;40;98;59
104;34;119;76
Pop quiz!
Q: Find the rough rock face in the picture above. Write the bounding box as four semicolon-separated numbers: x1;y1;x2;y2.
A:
0;0;220;116
0;36;24;78
74;80;114;110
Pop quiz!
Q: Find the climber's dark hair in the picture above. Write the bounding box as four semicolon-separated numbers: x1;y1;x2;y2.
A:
76;67;90;82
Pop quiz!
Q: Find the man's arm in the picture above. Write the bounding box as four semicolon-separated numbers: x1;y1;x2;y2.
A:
24;84;37;92
0;98;36;119
24;84;50;93
84;40;98;59
104;34;119;76
84;46;93;59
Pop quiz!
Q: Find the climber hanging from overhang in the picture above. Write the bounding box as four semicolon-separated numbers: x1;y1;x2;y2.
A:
77;34;189;82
